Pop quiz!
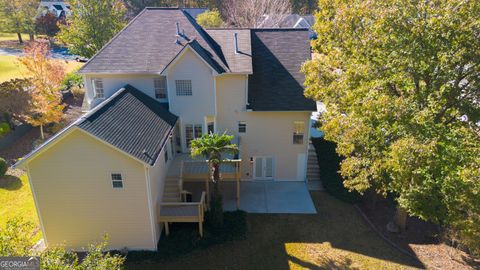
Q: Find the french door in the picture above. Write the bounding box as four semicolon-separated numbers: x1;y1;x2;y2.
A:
185;124;202;150
253;156;274;180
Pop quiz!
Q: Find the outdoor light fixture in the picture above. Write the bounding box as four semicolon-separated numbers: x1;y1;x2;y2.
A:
250;157;253;164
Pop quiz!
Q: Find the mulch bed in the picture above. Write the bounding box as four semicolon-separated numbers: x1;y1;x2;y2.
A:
0;94;84;164
358;196;480;270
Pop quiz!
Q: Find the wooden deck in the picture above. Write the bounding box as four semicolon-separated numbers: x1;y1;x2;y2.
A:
159;192;206;236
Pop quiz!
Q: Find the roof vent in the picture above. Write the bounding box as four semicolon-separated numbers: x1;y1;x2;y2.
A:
234;33;239;54
175;22;180;37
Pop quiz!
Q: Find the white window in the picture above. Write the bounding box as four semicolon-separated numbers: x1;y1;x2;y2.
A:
175;80;192;96
185;124;202;148
154;77;167;99
238;121;246;133
111;173;123;188
293;121;305;144
92;78;104;99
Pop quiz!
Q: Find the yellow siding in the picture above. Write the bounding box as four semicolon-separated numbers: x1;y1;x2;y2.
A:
216;75;311;181
27;129;156;250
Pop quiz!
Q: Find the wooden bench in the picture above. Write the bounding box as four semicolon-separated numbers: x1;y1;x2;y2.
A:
158;191;206;237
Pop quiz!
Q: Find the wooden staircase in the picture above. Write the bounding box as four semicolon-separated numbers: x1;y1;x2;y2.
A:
163;176;181;202
307;143;323;190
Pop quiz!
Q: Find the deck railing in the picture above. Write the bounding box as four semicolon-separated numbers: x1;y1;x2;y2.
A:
158;191;206;237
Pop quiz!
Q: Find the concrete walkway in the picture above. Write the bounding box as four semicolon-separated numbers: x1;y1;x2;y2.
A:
184;181;317;214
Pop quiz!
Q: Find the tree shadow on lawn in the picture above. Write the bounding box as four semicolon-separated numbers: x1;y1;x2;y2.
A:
0;175;22;190
126;192;424;270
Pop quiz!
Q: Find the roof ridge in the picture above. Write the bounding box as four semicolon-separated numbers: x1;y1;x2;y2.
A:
78;8;149;73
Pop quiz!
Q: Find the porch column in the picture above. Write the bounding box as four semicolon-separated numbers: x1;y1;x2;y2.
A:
236;162;240;209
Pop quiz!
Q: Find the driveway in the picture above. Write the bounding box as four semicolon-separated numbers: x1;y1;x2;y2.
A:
183;181;317;214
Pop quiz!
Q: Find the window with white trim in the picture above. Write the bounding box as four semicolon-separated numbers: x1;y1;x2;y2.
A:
293;121;305;144
238;121;246;133
185;124;202;148
154;77;167;99
175;80;192;96
111;173;123;188
92;78;104;99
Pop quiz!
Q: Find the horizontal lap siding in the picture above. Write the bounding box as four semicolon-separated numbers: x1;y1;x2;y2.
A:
28;130;154;250
216;75;310;181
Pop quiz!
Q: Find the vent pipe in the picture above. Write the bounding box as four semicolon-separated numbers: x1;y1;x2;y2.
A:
175;22;180;37
234;33;239;54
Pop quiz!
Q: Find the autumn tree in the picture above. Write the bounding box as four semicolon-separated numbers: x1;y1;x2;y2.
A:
303;0;480;253
220;0;291;27
0;79;32;127
57;0;127;58
0;0;38;43
196;9;223;28
18;41;66;140
35;12;61;38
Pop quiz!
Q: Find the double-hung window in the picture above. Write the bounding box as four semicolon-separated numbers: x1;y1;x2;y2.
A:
293;121;305;144
175;80;192;96
92;78;104;99
111;173;123;188
154;77;167;99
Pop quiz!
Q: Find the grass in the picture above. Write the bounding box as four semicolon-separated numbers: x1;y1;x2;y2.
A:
0;32;26;42
0;55;83;83
126;192;422;270
0;122;11;137
0;173;41;241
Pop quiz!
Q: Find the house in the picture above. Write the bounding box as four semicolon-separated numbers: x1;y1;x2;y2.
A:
15;7;316;251
257;14;317;39
38;0;71;18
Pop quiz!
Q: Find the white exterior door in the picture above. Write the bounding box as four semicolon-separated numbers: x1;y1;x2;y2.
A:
184;124;203;152
253;156;274;180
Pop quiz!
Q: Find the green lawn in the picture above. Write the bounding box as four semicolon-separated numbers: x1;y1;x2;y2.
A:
0;55;26;83
0;32;25;42
127;192;422;270
0;173;41;240
0;55;83;83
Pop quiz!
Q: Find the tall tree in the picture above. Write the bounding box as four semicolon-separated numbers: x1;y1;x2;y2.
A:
196;9;223;28
57;0;127;58
220;0;291;27
18;41;66;140
191;133;238;229
303;0;480;252
35;12;61;38
0;0;38;43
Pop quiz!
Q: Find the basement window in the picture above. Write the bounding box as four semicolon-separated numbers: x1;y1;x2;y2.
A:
111;173;123;188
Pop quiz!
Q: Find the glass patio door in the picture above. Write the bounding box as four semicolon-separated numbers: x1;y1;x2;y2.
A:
253;156;274;180
185;124;203;150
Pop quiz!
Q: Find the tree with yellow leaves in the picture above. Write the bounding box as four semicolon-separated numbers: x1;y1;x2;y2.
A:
18;41;66;140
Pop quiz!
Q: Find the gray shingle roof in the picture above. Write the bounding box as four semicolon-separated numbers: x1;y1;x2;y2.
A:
206;29;252;73
248;29;316;111
78;8;229;74
77;85;177;165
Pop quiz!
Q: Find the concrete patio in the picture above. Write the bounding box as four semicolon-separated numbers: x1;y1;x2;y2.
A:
184;181;317;214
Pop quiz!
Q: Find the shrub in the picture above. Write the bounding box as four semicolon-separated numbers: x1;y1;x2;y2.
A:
70;85;85;99
311;137;361;203
61;70;83;91
0;157;7;178
0;122;11;138
0;217;35;256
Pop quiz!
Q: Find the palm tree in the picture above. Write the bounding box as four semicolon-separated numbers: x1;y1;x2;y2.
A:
190;133;238;229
